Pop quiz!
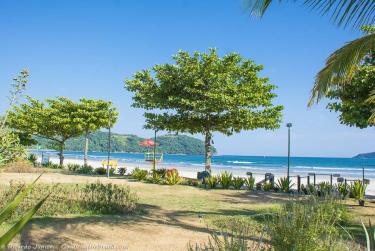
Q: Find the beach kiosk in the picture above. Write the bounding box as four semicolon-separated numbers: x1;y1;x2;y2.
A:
139;138;163;170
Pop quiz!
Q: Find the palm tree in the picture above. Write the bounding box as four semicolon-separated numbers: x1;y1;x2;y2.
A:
245;0;375;105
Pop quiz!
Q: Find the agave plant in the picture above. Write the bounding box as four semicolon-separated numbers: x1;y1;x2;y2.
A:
0;174;48;249
244;176;255;190
361;220;375;251
219;171;233;189
336;183;349;199
232;177;245;190
350;180;367;206
276;177;293;193
206;175;219;189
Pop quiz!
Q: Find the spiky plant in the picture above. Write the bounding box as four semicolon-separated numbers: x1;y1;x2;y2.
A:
0;174;48;250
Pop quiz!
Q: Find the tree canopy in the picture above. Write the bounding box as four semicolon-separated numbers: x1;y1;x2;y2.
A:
8;96;117;165
125;49;283;171
326;54;375;128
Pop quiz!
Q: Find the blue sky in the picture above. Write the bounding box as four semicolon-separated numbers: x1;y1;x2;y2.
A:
0;0;373;157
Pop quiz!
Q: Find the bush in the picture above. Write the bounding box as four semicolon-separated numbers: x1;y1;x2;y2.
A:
148;172;162;184
131;167;148;181
219;171;233;189
188;217;268;251
67;163;81;172
27;153;38;167
42;161;62;169
350;180;367;202
2;160;40;173
153;168;167;178
77;165;93;174
317;182;332;197
267;196;349;251
0;130;26;166
0;181;138;218
263;181;273;191
165;168;181;185
206;175;219;189
118;167;127;176
95;167;107;175
81;182;138;214
244;176;255;190
232;177;245;190
337;183;349;199
276;177;293;193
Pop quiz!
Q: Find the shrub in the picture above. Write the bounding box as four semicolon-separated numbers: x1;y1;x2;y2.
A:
337;183;349;199
148;172;162;184
0;181;138;218
232;177;245;190
188;217;268;251
267;196;349;251
317;182;332;197
206;175;219;189
77;165;93;174
27;153;38;166
2;160;39;173
81;182;138;214
118;167;127;176
165;168;181;185
276;177;293;193
131;167;148;181
95;167;107;175
153;168;167;178
67;163;81;172
219;171;233;189
244;176;255;190
0;130;26;167
263;181;273;191
350;180;367;204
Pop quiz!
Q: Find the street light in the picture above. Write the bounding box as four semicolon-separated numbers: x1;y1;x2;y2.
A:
107;108;112;179
286;123;292;180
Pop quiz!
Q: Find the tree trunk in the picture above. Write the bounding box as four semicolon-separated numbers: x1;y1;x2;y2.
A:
84;131;89;166
204;131;212;173
59;142;64;166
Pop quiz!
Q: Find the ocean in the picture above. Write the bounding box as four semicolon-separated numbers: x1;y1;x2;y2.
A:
39;151;375;180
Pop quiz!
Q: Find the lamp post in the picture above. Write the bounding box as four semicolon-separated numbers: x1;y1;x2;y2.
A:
153;130;157;170
107;108;112;179
286;123;292;180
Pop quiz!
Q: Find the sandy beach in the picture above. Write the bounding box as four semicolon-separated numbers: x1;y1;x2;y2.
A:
46;156;375;196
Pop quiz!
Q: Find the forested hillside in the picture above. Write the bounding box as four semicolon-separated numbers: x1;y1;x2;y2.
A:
34;132;216;155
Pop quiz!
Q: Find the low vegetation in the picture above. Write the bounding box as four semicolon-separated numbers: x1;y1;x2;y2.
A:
189;196;367;251
0;181;138;219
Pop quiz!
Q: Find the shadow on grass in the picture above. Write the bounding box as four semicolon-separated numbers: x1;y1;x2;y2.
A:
18;201;269;248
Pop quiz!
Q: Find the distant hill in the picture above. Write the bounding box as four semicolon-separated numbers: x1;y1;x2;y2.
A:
353;152;375;158
34;132;216;155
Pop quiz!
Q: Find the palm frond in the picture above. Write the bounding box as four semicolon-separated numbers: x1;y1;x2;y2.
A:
245;0;375;29
308;32;375;106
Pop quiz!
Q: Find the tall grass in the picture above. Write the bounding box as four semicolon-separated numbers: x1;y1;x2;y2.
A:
188;196;358;251
0;181;138;219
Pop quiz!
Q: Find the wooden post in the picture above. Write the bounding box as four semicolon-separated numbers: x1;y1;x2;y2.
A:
313;173;316;186
330;174;333;186
297;175;301;193
307;175;310;186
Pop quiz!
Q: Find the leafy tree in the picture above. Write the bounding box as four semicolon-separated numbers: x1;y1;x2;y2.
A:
8;97;83;165
326;64;375;128
125;49;283;172
0;70;29;166
246;0;375;105
74;99;118;166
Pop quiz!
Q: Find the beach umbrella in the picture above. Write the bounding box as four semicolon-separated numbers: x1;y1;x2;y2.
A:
139;139;159;147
